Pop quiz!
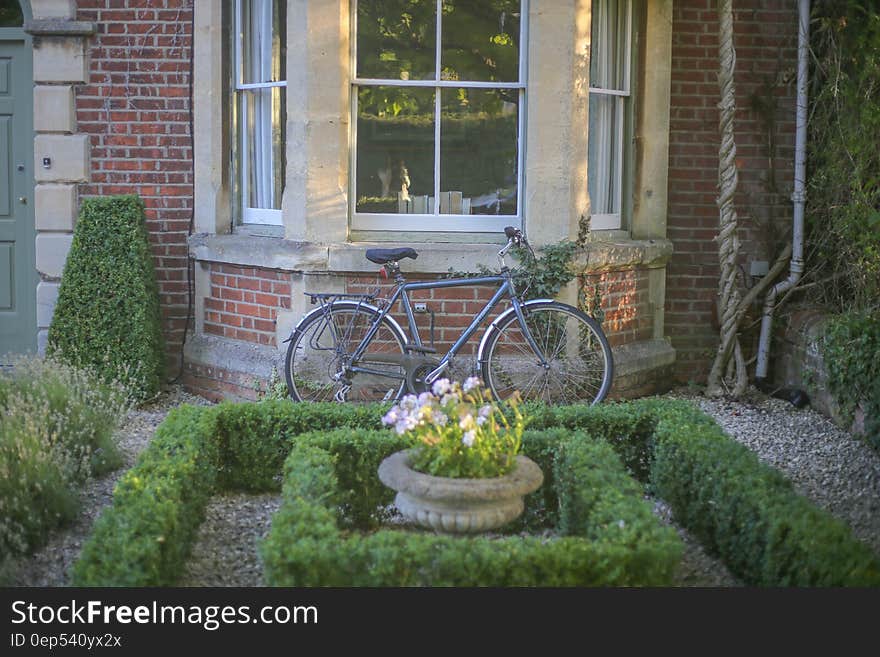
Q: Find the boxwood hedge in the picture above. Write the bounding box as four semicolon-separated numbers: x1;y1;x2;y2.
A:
72;399;880;587
260;428;682;586
47;195;165;401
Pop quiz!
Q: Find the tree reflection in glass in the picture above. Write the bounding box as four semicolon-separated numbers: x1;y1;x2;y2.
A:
357;0;436;80
440;88;518;215
441;1;520;82
356;86;436;214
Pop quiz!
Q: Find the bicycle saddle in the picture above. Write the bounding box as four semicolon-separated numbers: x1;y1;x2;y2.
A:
365;247;418;264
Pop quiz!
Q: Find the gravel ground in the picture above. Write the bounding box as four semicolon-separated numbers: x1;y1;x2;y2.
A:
179;493;282;587
6;386;211;587
673;387;880;555
8;384;878;587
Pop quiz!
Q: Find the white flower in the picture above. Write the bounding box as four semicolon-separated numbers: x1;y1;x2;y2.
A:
441;392;460;406
462;430;476;447
463;376;481;392
459;414;475;430
417;391;434;406
400;394;418;411
394;415;418;435
431;411;448;426
432;379;452;396
382;408;399;426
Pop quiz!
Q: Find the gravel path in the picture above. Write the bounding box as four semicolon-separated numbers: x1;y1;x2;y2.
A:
179;493;282;587
6;386;211;587
676;388;880;555
8;385;878;587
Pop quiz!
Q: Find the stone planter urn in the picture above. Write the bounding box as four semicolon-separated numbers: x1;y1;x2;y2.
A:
377;450;544;534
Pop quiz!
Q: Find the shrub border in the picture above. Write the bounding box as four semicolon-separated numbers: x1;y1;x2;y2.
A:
72;399;880;587
260;428;682;586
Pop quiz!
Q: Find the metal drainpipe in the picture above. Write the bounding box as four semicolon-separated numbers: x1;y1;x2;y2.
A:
755;0;810;382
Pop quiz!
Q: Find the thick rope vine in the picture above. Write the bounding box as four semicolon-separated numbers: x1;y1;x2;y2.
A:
708;0;747;396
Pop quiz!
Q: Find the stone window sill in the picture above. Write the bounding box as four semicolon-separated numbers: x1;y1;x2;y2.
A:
188;233;673;274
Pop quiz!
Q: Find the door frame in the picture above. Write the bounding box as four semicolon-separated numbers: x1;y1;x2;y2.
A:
0;0;35;355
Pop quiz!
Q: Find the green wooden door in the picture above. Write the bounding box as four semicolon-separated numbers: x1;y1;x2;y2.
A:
0;26;34;356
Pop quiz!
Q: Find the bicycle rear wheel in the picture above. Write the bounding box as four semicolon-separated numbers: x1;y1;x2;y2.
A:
285;302;407;403
480;301;613;405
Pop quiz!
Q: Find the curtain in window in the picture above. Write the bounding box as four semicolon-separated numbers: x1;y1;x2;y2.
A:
588;0;629;218
243;0;275;209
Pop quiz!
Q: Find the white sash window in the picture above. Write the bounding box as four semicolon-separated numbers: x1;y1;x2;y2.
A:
233;0;286;226
351;0;527;233
589;0;632;230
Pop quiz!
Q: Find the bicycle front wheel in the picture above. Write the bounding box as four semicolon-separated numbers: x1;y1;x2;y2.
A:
285;302;408;403
481;301;613;405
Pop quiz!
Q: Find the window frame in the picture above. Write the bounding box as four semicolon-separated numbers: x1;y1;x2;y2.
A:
349;0;529;234
588;0;634;231
232;0;287;227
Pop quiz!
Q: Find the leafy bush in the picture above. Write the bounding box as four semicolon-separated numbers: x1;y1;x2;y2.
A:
650;400;880;586
73;398;880;587
822;311;880;450
47;195;165;402
261;428;681;586
72;400;386;586
806;3;880;310
0;356;129;574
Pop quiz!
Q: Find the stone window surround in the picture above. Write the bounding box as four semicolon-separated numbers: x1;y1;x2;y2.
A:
192;0;674;257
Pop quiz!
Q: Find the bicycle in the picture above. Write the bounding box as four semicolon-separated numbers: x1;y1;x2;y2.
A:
284;227;613;405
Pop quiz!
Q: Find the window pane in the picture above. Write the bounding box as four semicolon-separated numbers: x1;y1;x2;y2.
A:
441;0;521;83
356;86;435;214
590;0;628;91
0;0;23;27
441;88;518;215
240;0;285;84
588;93;623;215
356;0;436;81
241;86;285;211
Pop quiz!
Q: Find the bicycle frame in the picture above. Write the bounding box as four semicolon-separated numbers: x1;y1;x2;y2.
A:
347;272;550;386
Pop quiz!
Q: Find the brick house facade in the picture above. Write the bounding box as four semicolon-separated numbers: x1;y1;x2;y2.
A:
7;0;801;402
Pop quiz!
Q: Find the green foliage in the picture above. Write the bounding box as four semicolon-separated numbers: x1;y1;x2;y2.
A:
649;399;880;586
0;357;129;575
822;311;880;450
385;380;525;478
260;366;290;402
47;195;166;402
806;3;880;310
71;400;386;585
512;240;579;300
72;405;221;586
262;429;681;587
73;397;880;587
447;239;579;302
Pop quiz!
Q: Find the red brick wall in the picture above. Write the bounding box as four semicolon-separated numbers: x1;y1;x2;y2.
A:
204;264;292;346
666;0;798;382
76;0;194;371
582;268;652;348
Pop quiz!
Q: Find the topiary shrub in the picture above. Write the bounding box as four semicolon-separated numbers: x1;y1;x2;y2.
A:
47;195;165;401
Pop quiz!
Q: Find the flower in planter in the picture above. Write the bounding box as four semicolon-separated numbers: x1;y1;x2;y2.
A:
381;377;525;479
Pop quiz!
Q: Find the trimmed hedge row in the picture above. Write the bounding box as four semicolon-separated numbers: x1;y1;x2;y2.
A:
261;429;681;586
647;400;880;586
72;401;382;586
72;398;880;586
